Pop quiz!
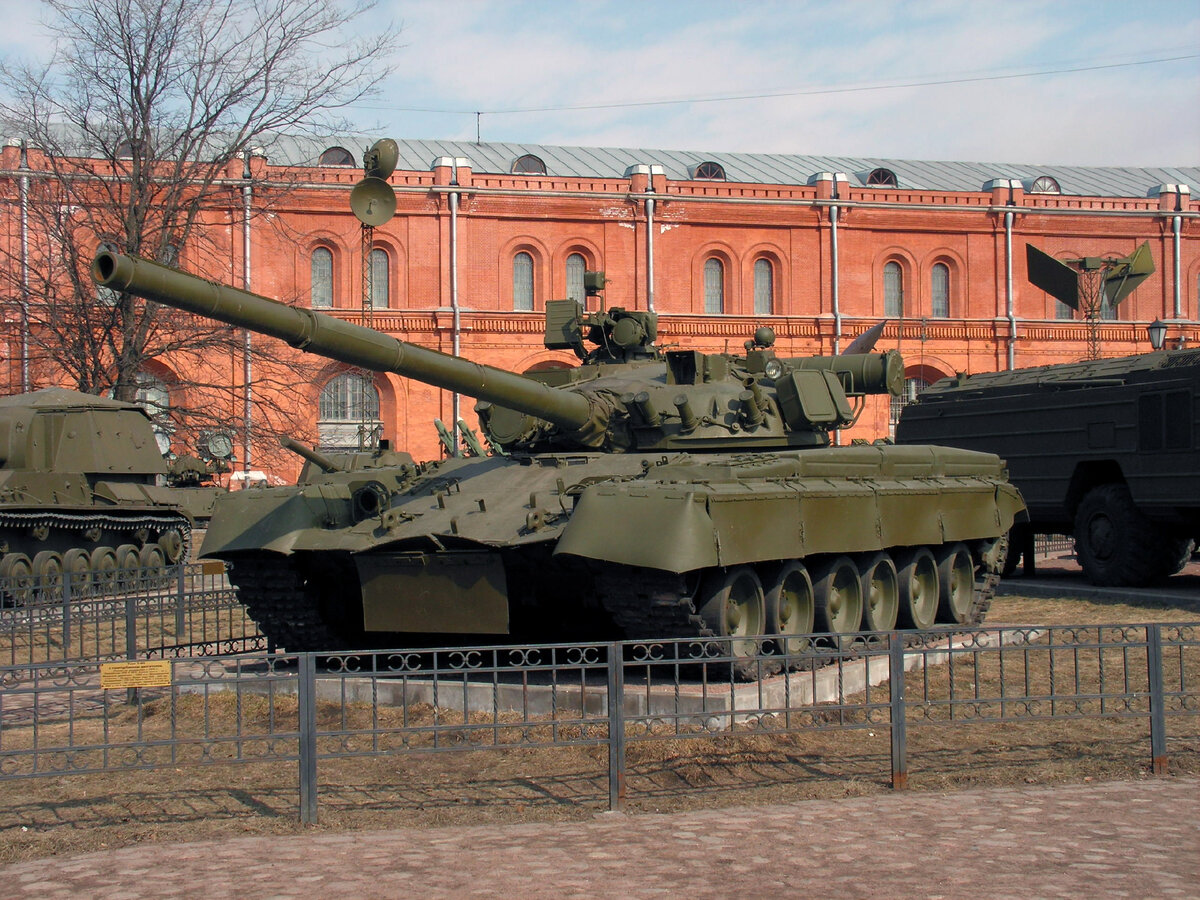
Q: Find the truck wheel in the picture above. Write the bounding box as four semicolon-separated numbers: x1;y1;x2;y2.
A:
1073;484;1189;586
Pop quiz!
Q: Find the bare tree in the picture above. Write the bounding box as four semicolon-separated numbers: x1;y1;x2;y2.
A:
0;0;398;467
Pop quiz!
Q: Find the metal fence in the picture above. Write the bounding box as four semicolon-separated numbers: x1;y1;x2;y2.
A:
2;623;1196;823
0;562;264;666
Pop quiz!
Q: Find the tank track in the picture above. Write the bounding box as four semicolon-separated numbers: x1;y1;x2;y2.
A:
227;555;349;652
0;509;192;560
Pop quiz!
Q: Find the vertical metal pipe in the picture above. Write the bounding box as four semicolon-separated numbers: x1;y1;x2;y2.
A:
449;169;461;449
1172;215;1182;319
606;642;626;810
645;195;656;312
1004;210;1016;370
1146;624;1168;775
831;204;841;354
242;151;253;472
888;634;908;789
297;653;320;823
18;143;30;393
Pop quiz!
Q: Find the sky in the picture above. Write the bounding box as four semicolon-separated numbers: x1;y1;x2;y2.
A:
3;0;1199;168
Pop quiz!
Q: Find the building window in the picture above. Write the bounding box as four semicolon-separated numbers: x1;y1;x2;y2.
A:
931;263;949;318
311;247;333;308
1055;299;1074;320
694;161;726;180
318;372;381;449
566;253;586;303
867;168;897;187
513;251;534;311
753;259;774;316
319;147;355;166
512;154;546;175
884;261;903;317
370;248;389;308
704;258;724;314
1029;175;1060;194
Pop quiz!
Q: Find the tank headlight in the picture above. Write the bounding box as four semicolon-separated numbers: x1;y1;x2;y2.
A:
764;359;784;380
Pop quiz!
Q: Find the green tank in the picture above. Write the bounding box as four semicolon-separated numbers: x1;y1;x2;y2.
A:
93;250;1024;660
0;388;195;601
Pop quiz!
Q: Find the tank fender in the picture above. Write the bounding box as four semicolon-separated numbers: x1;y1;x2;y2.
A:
201;488;353;556
553;483;719;572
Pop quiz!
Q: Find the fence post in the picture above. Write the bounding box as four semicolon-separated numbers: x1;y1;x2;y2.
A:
607;641;626;811
1146;624;1168;776
125;589;139;704
298;653;319;824
61;569;72;662
174;563;186;639
889;634;908;789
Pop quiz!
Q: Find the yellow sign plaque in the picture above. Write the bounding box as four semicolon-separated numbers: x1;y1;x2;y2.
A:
99;660;173;690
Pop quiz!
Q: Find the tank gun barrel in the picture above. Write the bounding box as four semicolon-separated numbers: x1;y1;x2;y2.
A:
91;251;594;433
279;436;342;473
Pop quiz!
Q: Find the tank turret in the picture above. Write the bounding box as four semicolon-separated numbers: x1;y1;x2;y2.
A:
91;249;1021;669
92;250;901;454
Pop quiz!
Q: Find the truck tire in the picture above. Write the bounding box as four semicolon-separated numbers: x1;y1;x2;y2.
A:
1073;484;1191;586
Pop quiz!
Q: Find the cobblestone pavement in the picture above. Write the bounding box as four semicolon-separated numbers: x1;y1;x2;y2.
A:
3;777;1197;899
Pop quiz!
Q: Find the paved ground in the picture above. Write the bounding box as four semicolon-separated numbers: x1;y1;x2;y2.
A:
998;552;1200;607
3;776;1197;899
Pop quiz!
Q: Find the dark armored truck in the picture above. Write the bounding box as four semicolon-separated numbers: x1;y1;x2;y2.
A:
896;348;1199;586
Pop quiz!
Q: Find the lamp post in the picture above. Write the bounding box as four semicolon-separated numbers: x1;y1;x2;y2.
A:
1148;319;1167;351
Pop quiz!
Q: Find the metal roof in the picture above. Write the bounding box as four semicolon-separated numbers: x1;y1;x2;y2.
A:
266;134;1199;198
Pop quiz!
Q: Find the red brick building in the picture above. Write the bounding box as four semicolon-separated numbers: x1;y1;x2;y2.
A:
2;137;1197;477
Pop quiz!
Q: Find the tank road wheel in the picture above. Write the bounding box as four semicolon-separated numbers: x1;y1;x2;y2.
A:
139;543;167;588
0;553;35;606
32;551;64;586
1073;484;1193;586
858;552;899;633
157;529;185;565
90;547;119;591
63;548;92;596
935;542;975;625
764;560;816;658
895;548;939;631
811;556;863;641
698;566;766;669
115;544;142;591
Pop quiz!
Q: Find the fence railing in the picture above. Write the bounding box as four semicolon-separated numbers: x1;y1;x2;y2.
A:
2;623;1196;823
0;562;264;666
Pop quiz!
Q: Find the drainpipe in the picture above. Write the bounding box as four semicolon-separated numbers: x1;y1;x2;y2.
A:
242;150;253;472
17;141;29;393
450;162;461;448
1005;209;1016;370
831;204;841;354
1173;213;1182;319
645;192;656;312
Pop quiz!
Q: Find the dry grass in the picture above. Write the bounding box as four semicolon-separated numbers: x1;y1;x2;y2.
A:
2;587;1199;865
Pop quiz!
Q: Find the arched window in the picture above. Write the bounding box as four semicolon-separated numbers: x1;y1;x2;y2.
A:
318;147;355;166
513;252;534;311
931;263;949;318
704;258;724;314
566;253;586;304
867;168;897;187
694;161;726;180
318;372;381;449
1029;175;1060;194
370;248;389;308
512;154;547;175
753;258;774;316
311;247;333;308
884;261;904;317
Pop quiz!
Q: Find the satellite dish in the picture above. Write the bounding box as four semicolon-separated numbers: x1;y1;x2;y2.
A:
363;138;399;179
844;320;887;355
1103;241;1155;308
1026;244;1080;309
350;176;397;226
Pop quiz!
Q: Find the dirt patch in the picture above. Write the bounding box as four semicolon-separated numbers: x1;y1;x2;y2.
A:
2;588;1199;865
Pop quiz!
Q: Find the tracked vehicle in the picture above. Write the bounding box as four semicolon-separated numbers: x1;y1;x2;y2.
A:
0;388;194;600
93;250;1024;659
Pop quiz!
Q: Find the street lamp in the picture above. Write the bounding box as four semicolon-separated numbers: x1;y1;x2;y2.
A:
1148;318;1167;350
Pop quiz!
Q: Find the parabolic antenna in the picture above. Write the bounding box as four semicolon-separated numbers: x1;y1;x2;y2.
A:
1026;244;1080;309
363;138;399;179
350;176;397;226
1103;241;1155;308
